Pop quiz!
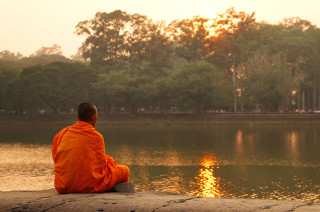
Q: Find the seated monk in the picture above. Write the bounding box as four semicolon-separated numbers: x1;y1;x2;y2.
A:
52;102;133;193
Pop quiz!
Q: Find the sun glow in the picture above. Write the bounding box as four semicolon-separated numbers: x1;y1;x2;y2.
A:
204;19;217;37
195;155;221;197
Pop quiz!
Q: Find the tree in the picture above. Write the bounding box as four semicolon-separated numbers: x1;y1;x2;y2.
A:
124;13;151;70
5;62;97;113
92;70;154;113
76;10;130;67
33;44;63;56
76;10;173;72
170;16;214;62
153;77;173;111
6;65;48;113
144;21;174;76
280;18;320;110
0;50;23;60
241;52;298;111
306;27;320;110
43;62;97;113
70;49;86;62
168;62;232;112
212;7;256;112
0;67;20;109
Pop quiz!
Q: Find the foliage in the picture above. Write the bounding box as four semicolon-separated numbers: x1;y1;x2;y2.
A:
32;44;63;56
0;54;71;70
2;8;320;113
5;62;96;113
92;70;154;113
241;52;298;111
0;50;23;60
168;62;232;111
170;16;214;62
0;67;20;109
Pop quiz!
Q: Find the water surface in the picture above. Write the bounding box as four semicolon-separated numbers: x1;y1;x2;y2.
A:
0;122;319;201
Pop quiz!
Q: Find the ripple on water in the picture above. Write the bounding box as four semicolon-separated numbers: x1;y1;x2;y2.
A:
0;143;54;191
0;143;319;202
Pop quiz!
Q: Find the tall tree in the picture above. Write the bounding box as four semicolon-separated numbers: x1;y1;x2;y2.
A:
170;16;214;62
241;52;298;111
280;17;316;110
213;7;256;112
124;13;150;70
168;62;232;112
144;21;174;76
92;70;154;113
5;62;96;113
306;27;320;110
76;10;130;67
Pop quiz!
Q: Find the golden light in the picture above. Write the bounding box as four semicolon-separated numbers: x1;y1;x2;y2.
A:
235;129;244;155
204;19;217;37
195;154;221;197
236;129;243;143
287;131;298;161
202;17;229;37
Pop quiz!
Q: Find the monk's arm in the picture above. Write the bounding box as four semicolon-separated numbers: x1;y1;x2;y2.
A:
95;132;117;167
105;155;116;166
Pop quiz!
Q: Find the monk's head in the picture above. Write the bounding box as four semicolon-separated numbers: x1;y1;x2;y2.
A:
77;102;98;127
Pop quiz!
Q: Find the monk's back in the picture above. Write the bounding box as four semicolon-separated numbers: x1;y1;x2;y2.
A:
53;121;111;193
52;103;130;194
57;122;105;166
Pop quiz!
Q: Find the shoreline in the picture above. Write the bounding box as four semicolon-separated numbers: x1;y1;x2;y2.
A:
1;189;319;211
1;113;320;124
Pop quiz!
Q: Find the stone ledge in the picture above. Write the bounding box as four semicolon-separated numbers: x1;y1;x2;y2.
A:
1;189;319;212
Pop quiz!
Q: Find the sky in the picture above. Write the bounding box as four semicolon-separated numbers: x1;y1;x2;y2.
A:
1;0;320;57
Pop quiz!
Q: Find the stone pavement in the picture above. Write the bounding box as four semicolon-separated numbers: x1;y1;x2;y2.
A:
1;189;319;212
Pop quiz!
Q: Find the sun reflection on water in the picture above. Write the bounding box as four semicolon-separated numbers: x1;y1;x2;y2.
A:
287;131;298;161
195;155;221;197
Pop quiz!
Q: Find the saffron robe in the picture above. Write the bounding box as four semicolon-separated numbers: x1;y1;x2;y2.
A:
52;121;129;194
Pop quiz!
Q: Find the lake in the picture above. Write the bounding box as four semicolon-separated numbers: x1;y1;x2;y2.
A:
0;121;319;202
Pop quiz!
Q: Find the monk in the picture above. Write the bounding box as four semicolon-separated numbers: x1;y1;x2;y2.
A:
52;102;133;194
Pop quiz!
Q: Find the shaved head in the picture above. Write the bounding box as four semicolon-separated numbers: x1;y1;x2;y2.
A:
77;102;97;123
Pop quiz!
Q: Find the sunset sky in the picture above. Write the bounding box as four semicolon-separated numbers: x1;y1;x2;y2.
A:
1;0;319;57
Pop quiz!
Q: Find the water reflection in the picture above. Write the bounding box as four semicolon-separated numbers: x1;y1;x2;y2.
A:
235;129;243;155
287;131;298;161
1;123;320;202
195;155;221;197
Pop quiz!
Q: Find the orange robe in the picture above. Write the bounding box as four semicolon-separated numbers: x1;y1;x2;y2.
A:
52;121;129;194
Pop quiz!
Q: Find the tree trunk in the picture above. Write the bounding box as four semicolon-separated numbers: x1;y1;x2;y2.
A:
297;90;301;109
233;61;237;112
306;90;311;110
197;104;202;113
313;73;316;110
130;104;136;114
110;105;114;114
240;95;244;112
318;77;320;110
302;91;305;111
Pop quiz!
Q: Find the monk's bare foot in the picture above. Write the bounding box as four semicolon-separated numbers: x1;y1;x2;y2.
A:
113;182;135;193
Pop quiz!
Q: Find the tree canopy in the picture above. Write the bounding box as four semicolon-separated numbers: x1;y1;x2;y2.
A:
1;8;320;114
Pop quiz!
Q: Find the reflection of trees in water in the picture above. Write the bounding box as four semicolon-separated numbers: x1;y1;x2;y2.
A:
195;155;221;197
